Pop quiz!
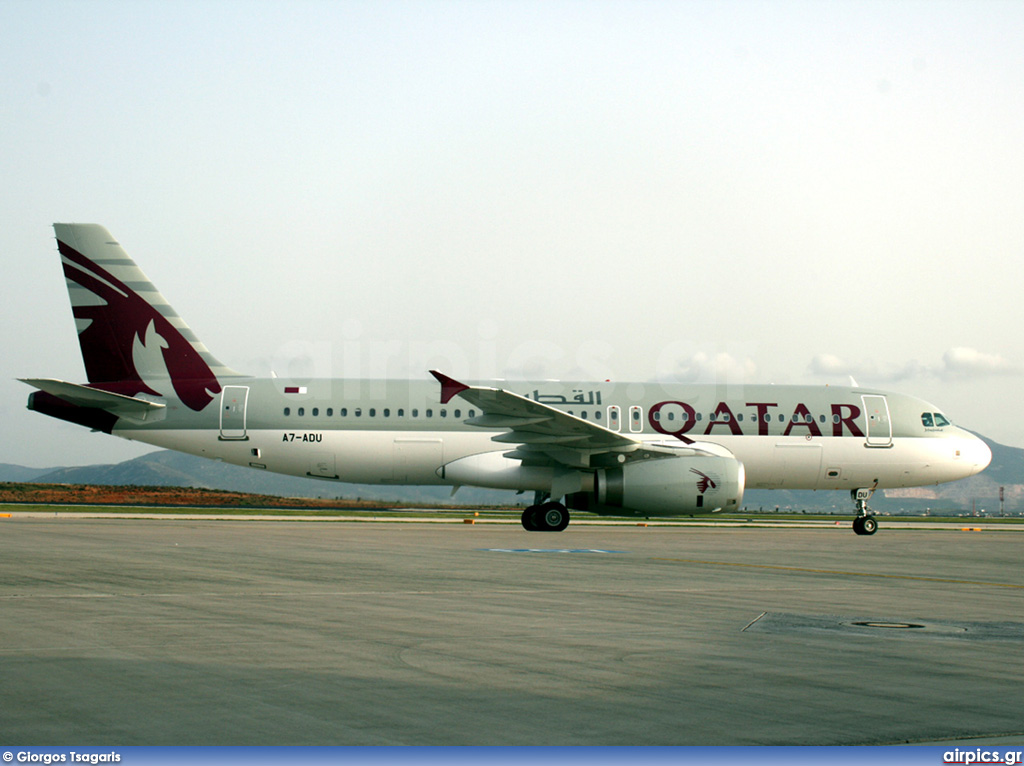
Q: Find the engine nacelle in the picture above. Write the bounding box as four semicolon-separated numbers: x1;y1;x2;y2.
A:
439;450;559;491
567;454;744;517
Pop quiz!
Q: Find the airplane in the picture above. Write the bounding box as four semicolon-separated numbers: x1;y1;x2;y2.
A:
22;223;992;535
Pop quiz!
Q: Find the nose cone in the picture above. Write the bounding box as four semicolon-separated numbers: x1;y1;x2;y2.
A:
962;434;992;476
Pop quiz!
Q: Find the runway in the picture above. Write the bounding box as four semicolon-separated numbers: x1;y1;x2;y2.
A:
1;517;1022;745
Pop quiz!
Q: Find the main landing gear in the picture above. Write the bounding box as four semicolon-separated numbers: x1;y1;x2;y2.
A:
521;493;570;532
851;488;878;536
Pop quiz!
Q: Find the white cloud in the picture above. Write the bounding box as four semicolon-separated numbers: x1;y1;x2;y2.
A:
808;354;852;377
940;347;1016;378
809;348;1018;384
656;351;757;385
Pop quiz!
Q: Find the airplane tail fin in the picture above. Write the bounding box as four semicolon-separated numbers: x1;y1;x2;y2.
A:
51;223;242;412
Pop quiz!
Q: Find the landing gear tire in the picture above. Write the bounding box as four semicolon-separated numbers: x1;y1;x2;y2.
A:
538;502;570;532
521;502;570;532
521;507;539;531
853;515;878;536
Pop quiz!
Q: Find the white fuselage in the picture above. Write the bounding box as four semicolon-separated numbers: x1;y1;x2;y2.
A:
111;377;992;499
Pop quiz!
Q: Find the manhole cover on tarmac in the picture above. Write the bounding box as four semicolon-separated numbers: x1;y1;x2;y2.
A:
743;613;1024;642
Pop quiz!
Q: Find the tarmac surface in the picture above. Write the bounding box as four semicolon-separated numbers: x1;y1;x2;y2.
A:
2;516;1023;745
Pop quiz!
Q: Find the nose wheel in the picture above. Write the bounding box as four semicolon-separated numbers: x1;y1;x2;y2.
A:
851;488;878;536
853;515;878;535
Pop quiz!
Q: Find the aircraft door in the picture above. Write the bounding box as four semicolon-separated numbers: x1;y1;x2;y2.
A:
219;386;249;440
861;395;892;447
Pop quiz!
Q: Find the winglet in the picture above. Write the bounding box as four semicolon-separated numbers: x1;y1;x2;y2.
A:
430;370;471;404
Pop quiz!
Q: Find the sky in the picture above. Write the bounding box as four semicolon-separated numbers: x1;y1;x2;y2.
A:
3;0;1024;468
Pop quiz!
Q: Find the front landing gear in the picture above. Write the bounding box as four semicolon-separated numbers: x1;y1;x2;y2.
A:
851;488;878;536
521;494;570;532
852;515;878;535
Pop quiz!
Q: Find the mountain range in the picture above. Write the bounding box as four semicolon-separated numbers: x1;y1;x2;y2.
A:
2;433;1021;514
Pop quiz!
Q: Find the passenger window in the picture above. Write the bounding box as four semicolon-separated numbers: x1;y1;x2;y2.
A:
369;408;376;417
921;413;934;427
327;408;333;417
468;409;476;418
312;408;319;417
426;409;433;418
595;411;601;420
383;408;390;417
934;413;951;427
412;409;418;418
354;408;362;417
298;407;305;416
454;409;461;418
440;409;447;418
341;408;348;417
398;409;405;417
284;407;290;416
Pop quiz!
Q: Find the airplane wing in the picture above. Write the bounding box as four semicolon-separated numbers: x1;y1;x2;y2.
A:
430;370;699;470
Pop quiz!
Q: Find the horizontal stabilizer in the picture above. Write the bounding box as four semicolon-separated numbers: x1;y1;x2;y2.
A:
20;378;166;423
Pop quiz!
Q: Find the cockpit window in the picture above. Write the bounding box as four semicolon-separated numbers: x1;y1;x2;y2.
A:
922;412;951;428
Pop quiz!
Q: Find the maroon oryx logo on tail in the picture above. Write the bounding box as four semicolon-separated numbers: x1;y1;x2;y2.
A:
690;468;717;494
58;239;221;411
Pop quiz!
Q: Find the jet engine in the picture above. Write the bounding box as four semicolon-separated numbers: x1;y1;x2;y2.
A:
566;454;744;517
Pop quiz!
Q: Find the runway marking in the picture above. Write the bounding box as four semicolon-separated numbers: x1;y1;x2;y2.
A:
741;611;768;632
482;548;625;554
652;557;1024;589
0;587;540;601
